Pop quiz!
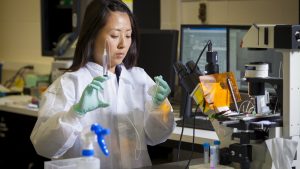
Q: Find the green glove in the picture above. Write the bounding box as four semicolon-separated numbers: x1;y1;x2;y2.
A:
73;76;109;116
152;75;171;106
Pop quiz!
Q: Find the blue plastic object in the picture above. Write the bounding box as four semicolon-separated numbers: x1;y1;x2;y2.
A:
91;123;110;156
214;140;220;145
203;142;210;149
82;149;95;157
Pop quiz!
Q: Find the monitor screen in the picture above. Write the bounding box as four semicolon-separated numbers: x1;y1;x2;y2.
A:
137;29;179;98
228;26;283;92
180;25;228;73
179;25;227;117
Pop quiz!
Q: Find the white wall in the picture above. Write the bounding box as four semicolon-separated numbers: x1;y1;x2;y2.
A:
0;0;53;83
161;0;299;30
0;0;298;83
161;0;181;29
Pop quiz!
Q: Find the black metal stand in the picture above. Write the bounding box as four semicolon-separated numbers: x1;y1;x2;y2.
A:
219;115;282;169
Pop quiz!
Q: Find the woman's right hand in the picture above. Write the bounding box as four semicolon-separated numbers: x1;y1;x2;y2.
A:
73;76;109;116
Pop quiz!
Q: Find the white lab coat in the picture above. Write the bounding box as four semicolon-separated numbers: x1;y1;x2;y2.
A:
30;62;175;169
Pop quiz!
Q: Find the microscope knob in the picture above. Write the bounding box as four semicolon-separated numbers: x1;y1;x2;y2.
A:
295;31;300;42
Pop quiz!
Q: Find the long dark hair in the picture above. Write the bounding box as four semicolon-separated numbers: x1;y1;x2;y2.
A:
68;0;139;72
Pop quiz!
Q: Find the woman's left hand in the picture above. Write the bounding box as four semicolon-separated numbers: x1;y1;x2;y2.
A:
152;75;171;106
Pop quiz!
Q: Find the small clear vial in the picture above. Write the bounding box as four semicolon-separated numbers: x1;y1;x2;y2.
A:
214;140;220;164
102;49;109;77
210;145;217;169
203;142;210;164
103;40;110;77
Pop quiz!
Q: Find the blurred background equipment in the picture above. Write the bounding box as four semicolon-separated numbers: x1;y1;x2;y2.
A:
50;59;73;82
41;0;92;56
2;65;35;95
137;29;179;98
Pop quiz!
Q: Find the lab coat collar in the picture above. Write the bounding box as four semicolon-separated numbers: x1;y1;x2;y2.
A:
85;62;134;86
118;64;135;86
85;62;103;77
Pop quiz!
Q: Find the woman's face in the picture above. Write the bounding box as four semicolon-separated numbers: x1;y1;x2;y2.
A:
94;11;132;71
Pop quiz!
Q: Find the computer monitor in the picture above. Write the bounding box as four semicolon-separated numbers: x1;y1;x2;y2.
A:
179;25;227;117
180;25;228;73
228;25;283;92
137;29;179;98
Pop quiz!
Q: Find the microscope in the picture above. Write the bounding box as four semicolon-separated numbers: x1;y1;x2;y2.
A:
174;26;300;168
214;24;300;169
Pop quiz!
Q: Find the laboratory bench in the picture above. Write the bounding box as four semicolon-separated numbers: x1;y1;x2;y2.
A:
138;159;202;169
0;96;48;169
137;159;234;169
0;95;218;169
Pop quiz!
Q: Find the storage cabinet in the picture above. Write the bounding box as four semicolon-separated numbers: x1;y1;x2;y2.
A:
0;111;48;169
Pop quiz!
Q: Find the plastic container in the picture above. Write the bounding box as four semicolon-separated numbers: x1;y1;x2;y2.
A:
44;157;100;169
214;140;220;164
44;123;109;169
203;142;210;164
44;158;82;169
77;155;100;169
210;145;217;169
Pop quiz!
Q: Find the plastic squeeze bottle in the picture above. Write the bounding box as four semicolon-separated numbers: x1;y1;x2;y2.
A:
77;123;110;169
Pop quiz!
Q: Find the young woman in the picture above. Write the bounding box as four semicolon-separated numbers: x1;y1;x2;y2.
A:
30;0;175;168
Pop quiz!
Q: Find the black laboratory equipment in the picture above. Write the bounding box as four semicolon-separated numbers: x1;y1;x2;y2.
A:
215;25;300;169
137;29;179;98
216;64;283;168
177;25;229;130
174;40;217;130
205;42;219;75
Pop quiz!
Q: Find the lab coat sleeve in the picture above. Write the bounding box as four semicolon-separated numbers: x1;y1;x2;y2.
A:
142;72;176;145
30;75;83;159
